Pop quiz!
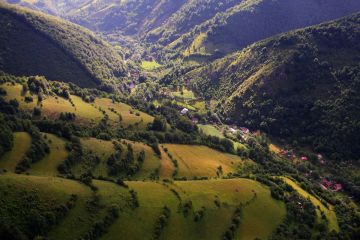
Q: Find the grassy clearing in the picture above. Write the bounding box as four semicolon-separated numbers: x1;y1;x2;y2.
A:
141;60;161;70
124;140;161;180
43;94;104;124
198;124;247;151
281;177;339;232
0;83;37;109
100;181;178;240
79;138;160;179
0;132;31;172
71;95;104;123
198;124;224;138
176;179;286;240
193;100;206;111
171;100;196;110
172;89;196;100
159;146;176;179
30;133;68;176
163;144;242;178
41;95;75;118
94;98;154;130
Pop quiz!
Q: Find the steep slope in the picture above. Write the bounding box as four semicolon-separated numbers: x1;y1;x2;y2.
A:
0;3;127;90
3;0;88;15
167;0;360;60
67;0;187;35
145;0;241;44
185;13;360;160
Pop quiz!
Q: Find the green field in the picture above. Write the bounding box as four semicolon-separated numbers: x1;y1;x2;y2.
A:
162;144;242;178
0;84;154;128
100;179;285;240
80;137;116;178
78;138;161;179
198;124;247;151
159;146;176;179
141;60;162;70
281;177;339;232
172;89;196;100
0;132;31;172
94;98;154;130
125;140;161;179
30;133;68;176
198;124;224;138
0;159;286;240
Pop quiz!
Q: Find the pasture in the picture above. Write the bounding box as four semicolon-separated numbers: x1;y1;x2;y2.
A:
0;132;31;172
94;98;154;130
0;84;154;128
162;144;242;178
100;179;285;240
30;133;68;176
141;60;162;70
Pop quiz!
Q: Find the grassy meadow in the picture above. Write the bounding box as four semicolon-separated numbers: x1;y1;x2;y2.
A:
0;83;154;129
0;132;31;172
30;133;68;176
141;60;162;70
162;144;242;178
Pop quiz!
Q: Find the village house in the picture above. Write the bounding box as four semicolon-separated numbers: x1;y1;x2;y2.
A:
229;127;237;133
239;127;250;134
180;108;189;115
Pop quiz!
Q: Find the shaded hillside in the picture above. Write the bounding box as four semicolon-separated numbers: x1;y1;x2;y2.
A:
6;0;360;63
67;0;186;35
3;0;88;15
167;0;360;59
145;0;241;44
185;13;360;160
0;3;127;90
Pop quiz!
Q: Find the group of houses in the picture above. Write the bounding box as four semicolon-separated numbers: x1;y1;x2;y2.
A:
279;150;326;165
321;178;343;192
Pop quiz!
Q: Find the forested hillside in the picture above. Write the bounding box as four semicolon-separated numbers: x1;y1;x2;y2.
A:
7;0;360;63
3;0;88;15
0;3;127;91
165;0;360;60
185;13;360;160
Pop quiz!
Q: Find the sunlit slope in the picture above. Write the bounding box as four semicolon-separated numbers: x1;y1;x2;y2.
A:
0;83;153;129
100;179;285;240
0;132;31;172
